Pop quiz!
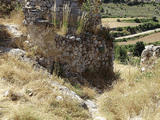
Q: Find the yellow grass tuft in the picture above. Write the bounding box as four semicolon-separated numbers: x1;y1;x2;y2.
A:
98;60;160;120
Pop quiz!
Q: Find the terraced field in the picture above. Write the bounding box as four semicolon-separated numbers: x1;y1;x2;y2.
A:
118;32;160;45
102;18;141;28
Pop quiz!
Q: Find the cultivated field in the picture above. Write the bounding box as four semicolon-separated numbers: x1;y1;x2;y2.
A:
101;3;160;18
118;32;160;45
102;18;141;28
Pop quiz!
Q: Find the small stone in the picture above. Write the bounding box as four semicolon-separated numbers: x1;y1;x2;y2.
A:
29;92;33;96
76;38;81;41
66;35;70;39
26;89;33;96
94;117;106;120
4;90;10;97
56;96;63;101
8;48;26;57
141;67;145;72
69;36;75;40
95;40;98;44
24;40;29;44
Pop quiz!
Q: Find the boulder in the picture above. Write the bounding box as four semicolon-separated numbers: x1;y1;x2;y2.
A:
141;45;160;71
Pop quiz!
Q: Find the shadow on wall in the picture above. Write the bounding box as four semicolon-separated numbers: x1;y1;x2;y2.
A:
82;66;116;89
0;25;12;47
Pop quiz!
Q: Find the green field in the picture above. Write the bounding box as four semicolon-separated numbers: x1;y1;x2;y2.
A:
101;3;160;18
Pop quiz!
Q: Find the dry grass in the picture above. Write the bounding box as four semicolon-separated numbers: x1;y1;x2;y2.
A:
102;18;141;28
0;55;48;85
118;32;160;45
0;9;27;49
0;55;90;120
0;8;27;34
98;60;160;120
81;86;97;99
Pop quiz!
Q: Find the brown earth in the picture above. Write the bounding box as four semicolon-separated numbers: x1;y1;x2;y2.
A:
102;18;141;28
118;32;160;45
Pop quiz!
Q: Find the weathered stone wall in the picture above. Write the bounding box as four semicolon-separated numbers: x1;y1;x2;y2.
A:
23;0;102;33
23;0;82;31
55;34;113;73
23;0;114;85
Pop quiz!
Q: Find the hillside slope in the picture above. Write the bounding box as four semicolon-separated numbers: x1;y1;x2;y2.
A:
98;60;160;120
0;54;91;120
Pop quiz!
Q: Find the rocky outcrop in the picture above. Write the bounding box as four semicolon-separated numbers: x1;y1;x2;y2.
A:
141;45;160;71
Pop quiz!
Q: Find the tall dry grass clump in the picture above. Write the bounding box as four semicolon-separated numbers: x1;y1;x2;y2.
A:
55;3;71;35
0;55;49;85
98;60;160;120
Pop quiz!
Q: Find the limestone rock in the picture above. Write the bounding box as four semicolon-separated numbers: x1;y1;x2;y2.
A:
25;89;33;96
141;45;160;71
3;90;20;101
8;48;26;57
56;96;63;101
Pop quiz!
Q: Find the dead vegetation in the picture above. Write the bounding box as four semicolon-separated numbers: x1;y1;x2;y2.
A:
0;55;91;120
102;18;141;28
98;60;160;120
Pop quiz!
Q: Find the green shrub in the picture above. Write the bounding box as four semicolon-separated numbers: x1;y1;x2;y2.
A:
113;22;160;37
116;27;123;31
117;19;121;22
152;16;159;22
133;41;145;57
115;45;128;63
128;56;141;66
134;18;141;23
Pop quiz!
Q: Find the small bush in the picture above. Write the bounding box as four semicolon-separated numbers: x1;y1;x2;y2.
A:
152;16;159;22
116;27;123;31
133;41;145;57
115;45;128;63
128;56;141;66
134;18;141;23
117;19;121;22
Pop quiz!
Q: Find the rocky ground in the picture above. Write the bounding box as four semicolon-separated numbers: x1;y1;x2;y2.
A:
0;22;107;120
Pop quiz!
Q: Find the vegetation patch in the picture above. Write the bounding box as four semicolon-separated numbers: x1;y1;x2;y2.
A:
101;3;160;18
112;22;160;37
0;55;91;120
98;59;160;120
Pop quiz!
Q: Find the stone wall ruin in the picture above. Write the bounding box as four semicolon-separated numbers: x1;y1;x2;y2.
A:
23;0;114;87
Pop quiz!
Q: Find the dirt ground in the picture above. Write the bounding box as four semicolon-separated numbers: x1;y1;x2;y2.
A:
118;32;160;45
102;18;141;28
